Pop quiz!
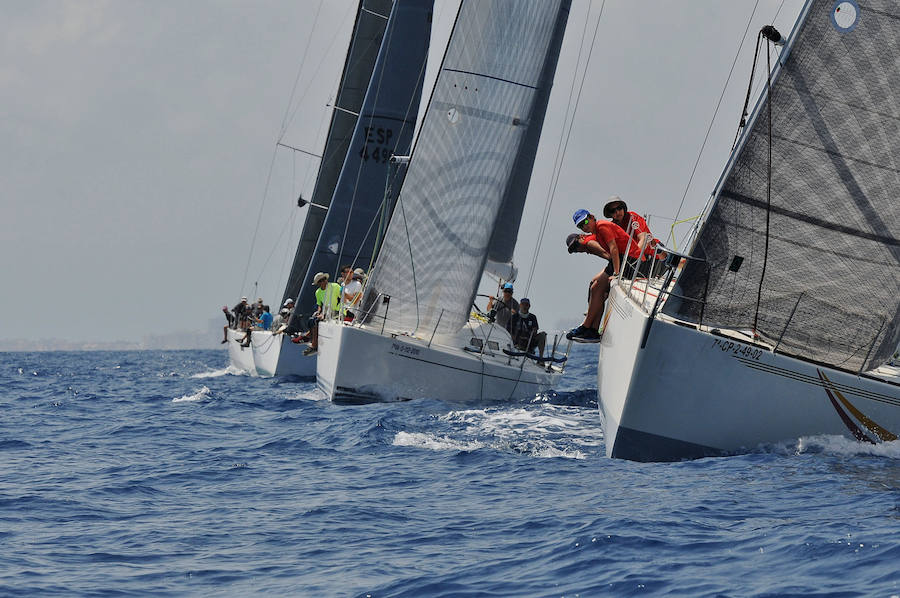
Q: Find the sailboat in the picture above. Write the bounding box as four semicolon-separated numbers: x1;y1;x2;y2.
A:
597;0;900;461
316;0;573;404
245;0;432;377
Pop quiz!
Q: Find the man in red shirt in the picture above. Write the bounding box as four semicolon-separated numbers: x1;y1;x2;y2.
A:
564;208;653;341
604;196;665;263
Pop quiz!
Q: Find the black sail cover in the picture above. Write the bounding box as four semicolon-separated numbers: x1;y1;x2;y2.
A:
664;0;900;372
281;0;392;308
287;0;433;331
360;0;571;337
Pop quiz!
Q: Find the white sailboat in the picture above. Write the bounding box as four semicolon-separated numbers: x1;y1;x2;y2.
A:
316;0;573;404
598;0;900;461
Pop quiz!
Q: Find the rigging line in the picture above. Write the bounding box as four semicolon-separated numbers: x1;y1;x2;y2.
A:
278;0;326;141
254;204;299;295
239;0;351;297
667;0;761;244
284;4;382;141
239;142;281;296
282;0;359;141
523;0;605;296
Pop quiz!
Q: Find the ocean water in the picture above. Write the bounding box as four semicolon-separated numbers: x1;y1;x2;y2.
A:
3;347;900;597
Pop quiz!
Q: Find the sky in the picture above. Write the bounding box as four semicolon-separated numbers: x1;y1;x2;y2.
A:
1;0;806;343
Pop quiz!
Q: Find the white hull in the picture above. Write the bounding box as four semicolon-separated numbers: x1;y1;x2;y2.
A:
316;320;564;404
599;284;900;461
250;330;316;378
226;327;256;375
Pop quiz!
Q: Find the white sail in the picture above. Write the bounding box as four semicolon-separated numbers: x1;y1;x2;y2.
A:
360;0;572;337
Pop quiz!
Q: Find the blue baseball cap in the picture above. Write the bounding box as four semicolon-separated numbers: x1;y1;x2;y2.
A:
519;297;530;304
572;209;590;226
502;282;514;291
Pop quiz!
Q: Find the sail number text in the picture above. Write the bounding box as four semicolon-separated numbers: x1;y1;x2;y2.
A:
391;342;420;356
358;127;394;163
711;338;763;360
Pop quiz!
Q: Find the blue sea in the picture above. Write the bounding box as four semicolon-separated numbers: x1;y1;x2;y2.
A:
3;347;900;597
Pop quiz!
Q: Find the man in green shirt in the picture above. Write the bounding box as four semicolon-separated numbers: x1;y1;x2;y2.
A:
304;272;342;356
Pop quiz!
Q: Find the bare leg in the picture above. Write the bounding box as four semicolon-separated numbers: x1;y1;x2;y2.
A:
309;322;319;349
582;271;610;330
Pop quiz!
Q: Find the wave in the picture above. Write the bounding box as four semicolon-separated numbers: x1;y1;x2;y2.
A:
394;404;600;459
393;431;485;452
191;365;247;379
794;434;900;458
172;386;211;403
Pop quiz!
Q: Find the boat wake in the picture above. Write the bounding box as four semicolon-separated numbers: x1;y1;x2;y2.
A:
173;386;211;403
794;435;900;459
393;404;601;459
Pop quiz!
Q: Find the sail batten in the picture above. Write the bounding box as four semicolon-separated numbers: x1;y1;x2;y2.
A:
666;0;900;372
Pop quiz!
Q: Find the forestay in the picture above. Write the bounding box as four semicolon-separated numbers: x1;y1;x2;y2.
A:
665;0;900;372
281;0;392;308
361;0;571;337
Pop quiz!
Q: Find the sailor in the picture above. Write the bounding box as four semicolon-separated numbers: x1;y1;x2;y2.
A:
303;272;342;356
564;209;647;341
282;298;295;319
508;297;546;358
221;306;233;344
604;196;665;263
232;296;251;329
257;305;273;331
486;282;519;329
341;268;365;321
252;297;265;318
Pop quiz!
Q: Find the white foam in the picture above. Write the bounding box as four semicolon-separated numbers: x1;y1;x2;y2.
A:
173;386;211;403
191;365;245;378
395;405;600;459
795;434;900;458
393;431;485;452
442;405;602;447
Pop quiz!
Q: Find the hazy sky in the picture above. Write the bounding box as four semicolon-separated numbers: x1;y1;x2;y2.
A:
2;0;804;342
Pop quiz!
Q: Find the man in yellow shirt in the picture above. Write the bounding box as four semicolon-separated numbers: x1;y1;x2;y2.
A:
303;272;342;356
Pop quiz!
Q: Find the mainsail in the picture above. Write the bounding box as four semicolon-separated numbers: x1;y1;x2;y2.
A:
665;0;900;372
281;0;392;307
361;0;571;337
288;0;433;331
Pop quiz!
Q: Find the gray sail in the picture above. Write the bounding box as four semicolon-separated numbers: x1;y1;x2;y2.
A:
665;0;900;372
287;0;433;331
281;0;392;307
361;0;571;337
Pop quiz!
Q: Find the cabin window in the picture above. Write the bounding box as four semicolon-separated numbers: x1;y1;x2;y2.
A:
469;338;484;349
487;341;499;350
